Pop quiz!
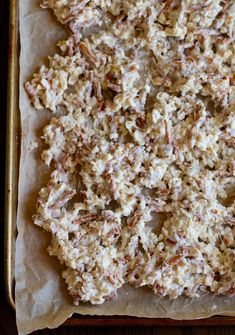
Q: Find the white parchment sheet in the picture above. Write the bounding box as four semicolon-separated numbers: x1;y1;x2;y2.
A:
16;0;235;333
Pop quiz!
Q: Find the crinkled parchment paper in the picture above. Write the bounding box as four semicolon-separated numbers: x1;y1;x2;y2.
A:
16;0;235;333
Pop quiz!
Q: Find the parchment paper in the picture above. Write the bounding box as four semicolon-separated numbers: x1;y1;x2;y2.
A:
16;0;235;333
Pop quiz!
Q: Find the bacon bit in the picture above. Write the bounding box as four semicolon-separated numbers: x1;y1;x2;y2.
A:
74;214;97;224
158;189;171;196
193;104;201;121
127;64;137;72
173;141;181;162
66;37;76;57
84;70;93;81
128;212;142;228
124;156;133;165
166;255;182;266
230;74;235;86
124;254;131;262
98;100;105;111
186;129;192;142
93;81;103;101
159;253;185;272
205;57;213;64
49;190;76;210
105;275;115;285
166;238;177;245
225;216;235;226
79;42;97;65
107;173;118;200
164;120;170;144
48;79;56;91
190;3;210;12
136;117;145;129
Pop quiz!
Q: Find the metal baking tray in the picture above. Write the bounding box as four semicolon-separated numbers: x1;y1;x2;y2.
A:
5;0;235;326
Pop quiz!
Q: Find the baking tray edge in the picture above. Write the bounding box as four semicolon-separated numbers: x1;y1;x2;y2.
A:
4;0;19;310
4;0;235;326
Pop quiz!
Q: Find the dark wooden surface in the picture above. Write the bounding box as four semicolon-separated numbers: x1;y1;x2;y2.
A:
1;1;235;334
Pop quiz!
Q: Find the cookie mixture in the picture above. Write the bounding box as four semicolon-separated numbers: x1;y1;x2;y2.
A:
25;0;235;305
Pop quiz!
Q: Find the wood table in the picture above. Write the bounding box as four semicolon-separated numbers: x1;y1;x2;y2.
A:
1;1;235;334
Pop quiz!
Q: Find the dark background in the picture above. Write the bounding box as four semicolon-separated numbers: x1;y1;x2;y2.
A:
0;1;235;334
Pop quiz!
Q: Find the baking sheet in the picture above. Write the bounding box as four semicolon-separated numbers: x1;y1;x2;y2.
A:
16;0;235;334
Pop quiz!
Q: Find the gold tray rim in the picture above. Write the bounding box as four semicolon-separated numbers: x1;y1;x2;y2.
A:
5;0;19;310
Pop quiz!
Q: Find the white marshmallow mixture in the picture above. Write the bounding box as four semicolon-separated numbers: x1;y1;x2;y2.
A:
26;0;235;305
